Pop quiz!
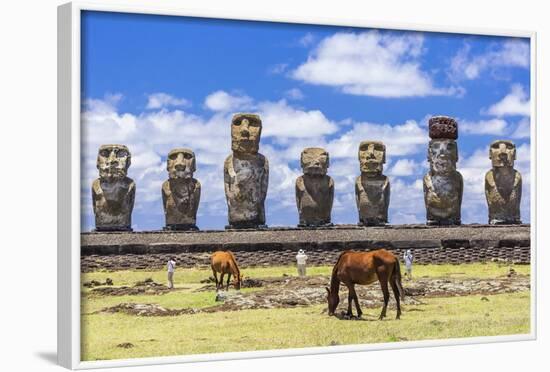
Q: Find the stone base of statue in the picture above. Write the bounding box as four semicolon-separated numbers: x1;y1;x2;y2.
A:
93;226;133;232
298;222;333;228
426;218;461;226
225;223;268;230
163;224;199;231
489;218;522;225
358;218;387;227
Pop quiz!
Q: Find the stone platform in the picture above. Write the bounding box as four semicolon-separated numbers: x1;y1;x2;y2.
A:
81;224;531;272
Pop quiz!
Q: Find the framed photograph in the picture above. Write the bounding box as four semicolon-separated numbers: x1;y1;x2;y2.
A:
58;1;536;369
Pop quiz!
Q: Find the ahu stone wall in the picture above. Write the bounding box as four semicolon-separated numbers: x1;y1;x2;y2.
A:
81;224;531;272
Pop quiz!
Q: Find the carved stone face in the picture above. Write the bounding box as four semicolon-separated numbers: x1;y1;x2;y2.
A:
167;148;196;180
231;113;262;154
301;147;329;176
489;140;516;168
97;144;131;180
358;141;386;174
428;139;458;174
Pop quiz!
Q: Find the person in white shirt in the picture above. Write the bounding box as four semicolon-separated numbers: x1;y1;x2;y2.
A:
403;249;414;280
296;249;308;277
167;257;176;289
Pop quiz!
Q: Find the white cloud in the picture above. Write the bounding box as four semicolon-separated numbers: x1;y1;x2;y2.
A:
449;39;529;81
259;99;338;139
284;88;305;100
388;158;422;176
204;90;254;112
291;31;458;98
146;93;190;109
461;118;508;135
268;63;289;75
326;119;427;158
511;118;531;139
484;84;531;117
299;32;315;47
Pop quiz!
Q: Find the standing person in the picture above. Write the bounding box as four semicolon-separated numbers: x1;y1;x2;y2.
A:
296;249;308;277
167;257;176;289
403;249;414;280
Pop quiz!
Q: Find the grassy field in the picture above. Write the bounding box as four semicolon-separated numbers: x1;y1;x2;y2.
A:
81;263;531;361
82;262;530;288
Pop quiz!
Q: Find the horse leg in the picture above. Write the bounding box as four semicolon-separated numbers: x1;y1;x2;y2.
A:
212;270;218;290
390;279;401;320
219;273;224;291
378;275;390;320
350;285;362;318
346;286;353;317
226;273;231;291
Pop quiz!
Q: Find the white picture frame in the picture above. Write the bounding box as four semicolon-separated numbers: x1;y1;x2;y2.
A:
58;1;537;369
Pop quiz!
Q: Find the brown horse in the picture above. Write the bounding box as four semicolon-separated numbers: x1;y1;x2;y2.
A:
326;249;404;320
210;251;243;291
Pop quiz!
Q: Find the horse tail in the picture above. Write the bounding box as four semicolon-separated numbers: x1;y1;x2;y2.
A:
393;257;405;300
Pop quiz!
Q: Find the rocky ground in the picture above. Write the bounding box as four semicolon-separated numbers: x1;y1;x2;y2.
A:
95;272;530;317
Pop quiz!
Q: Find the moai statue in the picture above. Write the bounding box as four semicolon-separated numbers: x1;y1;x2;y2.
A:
224;113;269;229
423;116;463;225
296;147;334;227
355;141;390;226
92;144;135;231
485;140;522;224
162;148;201;230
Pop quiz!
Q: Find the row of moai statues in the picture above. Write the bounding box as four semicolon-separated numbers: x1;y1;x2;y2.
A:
91;114;522;231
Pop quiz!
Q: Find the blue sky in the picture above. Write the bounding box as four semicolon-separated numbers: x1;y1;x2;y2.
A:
80;11;531;231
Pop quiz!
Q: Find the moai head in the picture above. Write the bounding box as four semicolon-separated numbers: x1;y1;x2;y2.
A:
427;116;459;175
301;147;329;176
358;141;386;175
167;148;196;180
231;113;262;154
489;140;516;168
97;144;131;181
427;139;458;174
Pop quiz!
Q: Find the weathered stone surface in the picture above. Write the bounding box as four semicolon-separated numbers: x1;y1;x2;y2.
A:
429;116;458;140
92;144;135;231
224;113;269;229
355;141;390;226
96;275;530;316
424;136;463;225
485;140;522;224
81;225;531;271
296;147;334;226
162;148;201;230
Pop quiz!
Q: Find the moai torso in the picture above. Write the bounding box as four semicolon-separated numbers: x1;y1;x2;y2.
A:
296;148;334;226
423;117;463;225
485;140;522;224
224;114;269;229
92;145;135;231
423;171;463;224
355;141;390;226
162;148;201;230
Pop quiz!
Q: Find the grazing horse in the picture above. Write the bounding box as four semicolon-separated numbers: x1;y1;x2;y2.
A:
326;249;404;320
210;251;243;291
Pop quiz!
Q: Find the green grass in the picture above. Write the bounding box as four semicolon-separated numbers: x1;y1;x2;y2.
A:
81;287;260;314
80;263;531;361
81;291;531;361
82;262;530;290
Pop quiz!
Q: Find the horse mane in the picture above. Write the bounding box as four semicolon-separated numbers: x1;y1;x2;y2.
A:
226;250;240;277
330;251;348;293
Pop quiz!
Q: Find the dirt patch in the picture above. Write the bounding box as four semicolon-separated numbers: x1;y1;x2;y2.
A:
88;278;177;296
97;274;530;316
83;278;113;288
100;303;200;316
